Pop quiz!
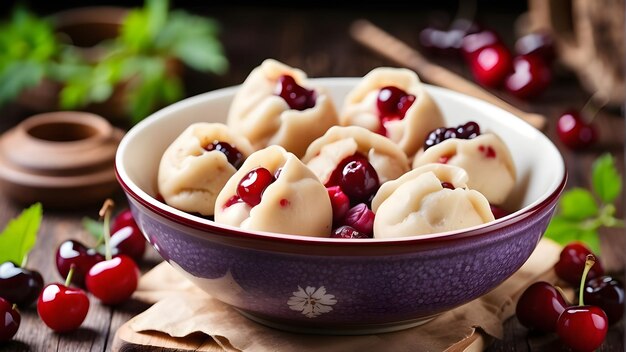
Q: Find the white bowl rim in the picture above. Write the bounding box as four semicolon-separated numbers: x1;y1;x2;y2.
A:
115;78;567;247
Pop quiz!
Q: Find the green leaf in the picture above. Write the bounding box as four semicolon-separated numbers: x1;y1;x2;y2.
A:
592;153;622;204
544;216;581;245
0;61;45;106
578;229;601;255
559;188;598;220
82;217;104;242
0;203;43;266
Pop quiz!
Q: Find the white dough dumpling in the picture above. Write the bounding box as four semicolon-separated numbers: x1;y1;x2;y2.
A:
340;67;445;159
227;59;339;158
412;133;516;205
158;123;255;216
371;164;495;238
214;145;332;237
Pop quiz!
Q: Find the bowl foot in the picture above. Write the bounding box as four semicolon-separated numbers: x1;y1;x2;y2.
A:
235;309;438;335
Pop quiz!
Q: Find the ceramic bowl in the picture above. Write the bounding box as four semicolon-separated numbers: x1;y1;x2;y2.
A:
115;78;566;335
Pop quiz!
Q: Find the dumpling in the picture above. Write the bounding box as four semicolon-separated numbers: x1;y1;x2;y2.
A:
301;125;410;204
371;164;495;238
214;145;332;237
412;132;516;205
158;123;255;216
340;67;445;158
227;58;339;158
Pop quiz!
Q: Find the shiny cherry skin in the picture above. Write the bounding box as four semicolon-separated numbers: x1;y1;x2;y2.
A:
376;86;415;119
423;121;481;150
557;110;598;150
514;31;555;64
327;186;350;224
460;28;501;60
275;74;316;110
466;43;513;88
343;203;375;236
327;154;379;204
204;141;245;169
0;261;44;307
556;306;608;352
0;297;20;341
331;225;371;239
56;240;104;287
37;283;89;333
85;255;140;305
109;209;146;261
504;54;552;100
516;281;568;332
583;276;624;325
554;242;604;286
237;167;275;207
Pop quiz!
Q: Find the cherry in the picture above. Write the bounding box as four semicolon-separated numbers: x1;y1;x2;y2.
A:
583;275;624;325
466;43;513;88
109;209;146;261
554;242;604;286
516;281;568;332
327;186;350;224
237;167;275;207
0;297;20;341
204;140;244;169
514;31;555;64
556;254;608;352
327;153;379;204
460;28;501;60
490;204;510;219
86;255;139;305
376;86;415;118
343;203;375;236
37;267;89;333
423;121;480;150
557;110;598;150
331;225;371;239
275;74;316;111
0;261;44;307
504;54;552;100
56;240;104;287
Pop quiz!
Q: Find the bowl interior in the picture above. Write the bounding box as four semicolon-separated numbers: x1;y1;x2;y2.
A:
117;78;565;239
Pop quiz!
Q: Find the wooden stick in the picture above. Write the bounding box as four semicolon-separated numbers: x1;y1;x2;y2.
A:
349;19;547;131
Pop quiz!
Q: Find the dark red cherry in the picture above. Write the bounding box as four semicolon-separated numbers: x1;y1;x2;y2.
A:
331;225;371;239
466;43;513;88
56;240;104;287
554;242;604;286
424;121;480;150
514;31;556;64
327;186;350;224
275;74;316;111
516;281;568;332
0;261;44;307
583;276;624;325
204;141;244;169
237;167;275;207
109;209;146;261
327;154;379;204
557;110;598;150
460;28;501;59
0;297;20;341
86;255;140;305
490;204;510;219
441;182;455;190
343;203;375;236
504;54;552;100
37;282;89;333
557;305;608;352
376;86;416;118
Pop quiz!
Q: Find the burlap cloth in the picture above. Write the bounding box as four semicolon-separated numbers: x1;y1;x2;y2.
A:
128;238;564;351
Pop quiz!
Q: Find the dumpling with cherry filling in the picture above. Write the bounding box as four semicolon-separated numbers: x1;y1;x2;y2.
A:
215;145;332;237
371;164;494;238
158;123;254;216
413;124;516;205
340;67;445;159
227;58;339;157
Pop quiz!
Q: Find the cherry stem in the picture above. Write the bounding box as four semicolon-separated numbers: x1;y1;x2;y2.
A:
581;92;608;124
20;254;28;269
65;265;76;287
99;199;115;261
12;303;17;311
578;254;596;306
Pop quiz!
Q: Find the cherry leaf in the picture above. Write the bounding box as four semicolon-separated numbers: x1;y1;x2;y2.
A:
0;203;43;265
559;188;598;221
82;217;104;242
592;153;621;204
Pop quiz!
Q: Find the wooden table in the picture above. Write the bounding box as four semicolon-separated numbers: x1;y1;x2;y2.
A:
1;4;624;351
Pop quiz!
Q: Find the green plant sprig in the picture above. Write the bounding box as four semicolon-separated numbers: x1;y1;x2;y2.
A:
545;153;623;253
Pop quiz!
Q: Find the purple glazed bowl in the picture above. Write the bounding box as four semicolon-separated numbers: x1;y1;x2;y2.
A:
115;78;566;335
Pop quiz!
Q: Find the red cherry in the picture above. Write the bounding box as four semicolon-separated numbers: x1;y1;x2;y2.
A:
583;275;624;325
554;242;604;286
343;203;375;236
0;261;44;307
0;297;20;341
557;110;598;150
327;186;350;224
203;140;245;169
460;28;501;59
56;240;104;287
516;281;568;332
236;167;275;207
275;74;316;111
490;204;510;219
109;209;146;261
331;225;371;239
376;86;415;118
327;154;379;204
466;43;513;88
514;31;556;64
504;54;552;100
37;283;89;333
85;255;139;305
